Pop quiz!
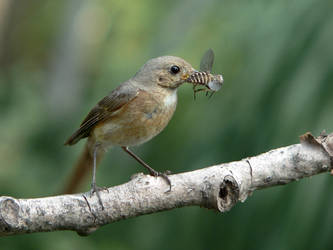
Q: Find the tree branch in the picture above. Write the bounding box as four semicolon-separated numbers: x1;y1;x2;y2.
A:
1;132;333;237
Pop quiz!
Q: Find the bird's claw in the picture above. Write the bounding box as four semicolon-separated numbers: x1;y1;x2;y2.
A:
149;169;172;192
90;184;107;210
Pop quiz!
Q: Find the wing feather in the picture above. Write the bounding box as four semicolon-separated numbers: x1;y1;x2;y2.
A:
65;83;138;145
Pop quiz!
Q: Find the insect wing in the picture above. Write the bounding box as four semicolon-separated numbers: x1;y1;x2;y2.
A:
200;48;214;72
208;75;223;91
208;81;222;91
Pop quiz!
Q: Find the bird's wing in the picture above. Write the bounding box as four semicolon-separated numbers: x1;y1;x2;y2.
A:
65;83;139;145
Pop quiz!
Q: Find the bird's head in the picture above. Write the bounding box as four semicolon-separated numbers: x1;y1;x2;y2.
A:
132;56;196;90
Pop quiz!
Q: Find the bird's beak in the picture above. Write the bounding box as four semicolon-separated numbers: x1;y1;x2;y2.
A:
182;68;197;81
181;73;190;80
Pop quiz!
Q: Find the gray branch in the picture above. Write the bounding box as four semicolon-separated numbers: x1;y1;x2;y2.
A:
1;132;333;237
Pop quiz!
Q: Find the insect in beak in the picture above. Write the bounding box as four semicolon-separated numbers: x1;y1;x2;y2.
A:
186;49;224;100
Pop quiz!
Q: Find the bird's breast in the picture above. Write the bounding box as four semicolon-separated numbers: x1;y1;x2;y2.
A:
93;89;177;147
163;90;177;107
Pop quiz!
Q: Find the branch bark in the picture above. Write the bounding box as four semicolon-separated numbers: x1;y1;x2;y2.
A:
1;132;333;237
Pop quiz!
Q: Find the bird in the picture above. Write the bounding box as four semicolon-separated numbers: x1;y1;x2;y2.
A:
64;55;197;208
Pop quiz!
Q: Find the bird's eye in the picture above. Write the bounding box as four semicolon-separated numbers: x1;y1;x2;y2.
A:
170;65;180;74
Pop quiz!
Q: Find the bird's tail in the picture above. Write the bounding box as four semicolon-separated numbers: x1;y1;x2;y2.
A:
63;142;104;194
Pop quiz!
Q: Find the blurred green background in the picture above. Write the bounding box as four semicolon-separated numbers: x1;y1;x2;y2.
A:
1;0;333;249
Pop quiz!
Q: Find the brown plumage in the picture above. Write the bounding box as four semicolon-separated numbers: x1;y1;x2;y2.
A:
63;56;196;202
64;84;139;146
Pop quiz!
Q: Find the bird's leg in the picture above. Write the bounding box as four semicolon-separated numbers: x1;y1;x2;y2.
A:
90;145;104;209
121;146;171;191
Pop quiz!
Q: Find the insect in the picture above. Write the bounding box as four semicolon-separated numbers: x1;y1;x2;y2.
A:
186;49;224;99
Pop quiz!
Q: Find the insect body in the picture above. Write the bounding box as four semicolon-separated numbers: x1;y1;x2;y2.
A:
187;72;223;91
186;49;224;98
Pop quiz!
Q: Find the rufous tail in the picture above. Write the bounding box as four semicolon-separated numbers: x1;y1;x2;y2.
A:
63;142;104;194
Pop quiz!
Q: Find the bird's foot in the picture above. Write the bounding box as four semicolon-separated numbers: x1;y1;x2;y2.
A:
148;169;172;192
90;183;107;210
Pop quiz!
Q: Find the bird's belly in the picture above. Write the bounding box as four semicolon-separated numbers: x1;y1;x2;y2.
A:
93;91;177;147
